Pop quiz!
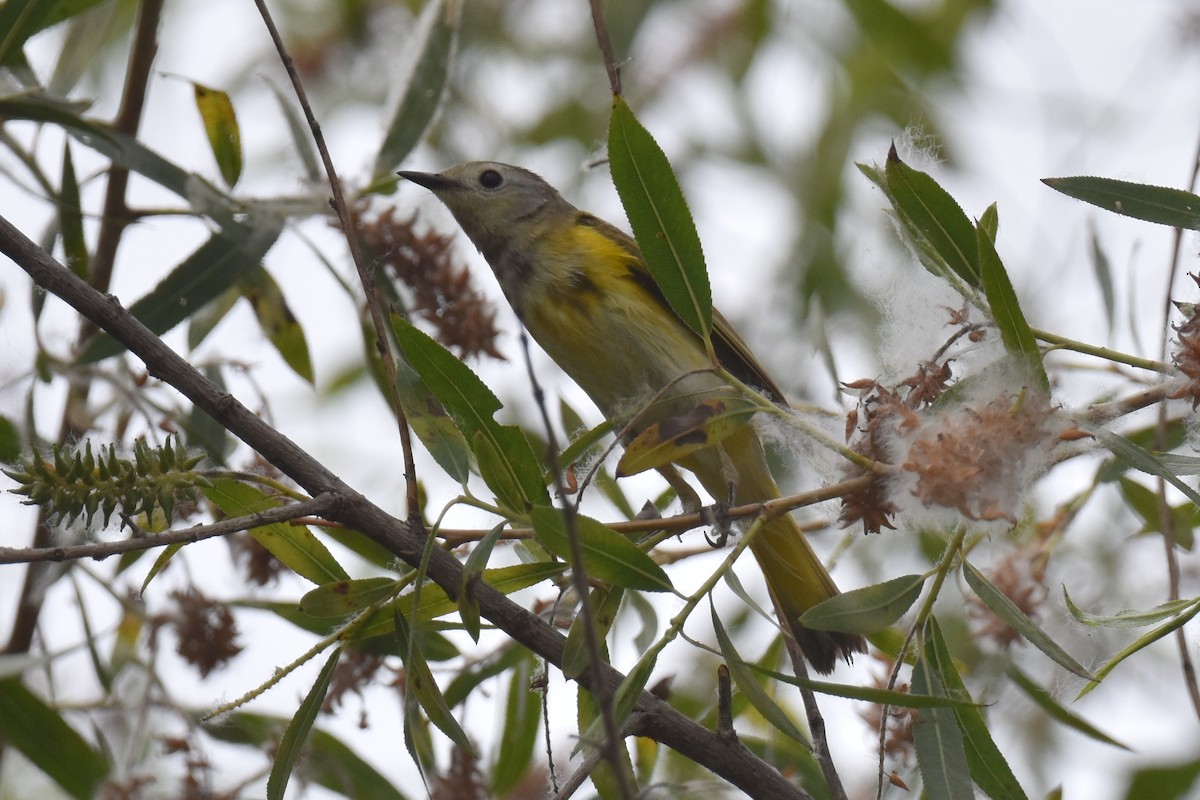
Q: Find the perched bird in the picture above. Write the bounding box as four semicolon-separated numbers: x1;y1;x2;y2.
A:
400;162;865;674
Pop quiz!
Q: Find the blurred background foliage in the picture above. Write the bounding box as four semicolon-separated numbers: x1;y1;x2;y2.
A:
4;0;1200;799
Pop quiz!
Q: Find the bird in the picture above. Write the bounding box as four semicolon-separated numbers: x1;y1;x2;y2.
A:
400;161;866;674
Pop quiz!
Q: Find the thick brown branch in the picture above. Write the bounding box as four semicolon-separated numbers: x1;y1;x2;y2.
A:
0;215;807;800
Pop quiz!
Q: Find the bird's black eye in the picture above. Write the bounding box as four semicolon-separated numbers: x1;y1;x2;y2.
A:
478;169;504;189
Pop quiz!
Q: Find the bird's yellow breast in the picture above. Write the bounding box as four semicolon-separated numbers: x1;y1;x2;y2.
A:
517;220;717;421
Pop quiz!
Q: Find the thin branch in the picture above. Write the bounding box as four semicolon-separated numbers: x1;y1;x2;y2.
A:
0;214;808;800
517;329;634;798
1156;118;1200;721
0;495;338;565
588;0;622;96
251;0;423;527
437;480;861;546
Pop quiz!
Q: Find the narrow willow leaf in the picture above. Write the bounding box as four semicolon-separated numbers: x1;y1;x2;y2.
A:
473;427;540;513
392;316;545;505
912;621;974;800
1120;757;1200;800
459;523;505;642
187;284;240;350
192;81;242;188
977;224;1049;390
140;542;185;594
1043;176;1200;230
202;478;348;585
371;0;457;184
267;648;341;800
0;414;18;462
393;356;472;486
531;504;673;592
800;573;925;635
1063;585;1196;629
1090;426;1200;509
711;603;807;744
578;647;656;761
444;642;528;708
1077;597;1200;699
962;560;1093;680
730;659;982;709
348;563;567;640
0;0;56;64
884;144;981;288
491;654;540;796
1088;222;1116;335
305;729;406;800
563;585;624;679
1008;667;1130;751
265;79;321;182
299;577;400;618
240;266;314;383
925;618;1028;800
978;201;999;243
393;608;474;752
1151;453;1200;476
81;217;283;362
0;678;108;799
59;141;88;278
608;95;712;340
616;395;759;477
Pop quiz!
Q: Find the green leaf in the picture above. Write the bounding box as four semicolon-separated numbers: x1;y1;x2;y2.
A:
615;395;759;477
202;478;349;585
0;0;59;64
0;414;20;462
1091;427;1200;509
371;0;458;185
608;95;712;340
1088;222;1116;335
491;653;540;796
912;621;974;800
239;266;314;383
338;563;566;641
800;573;925;635
1118;476;1197;549
962;560;1093;680
0;678;109;799
1042;176;1200;230
393;357;471;486
187;283;240;350
80;217;283;362
392;608;474;752
444;642;528;708
1077;597;1200;699
711;603;807;743
299;577;400;618
392;315;545;506
884;144;981;289
1120;757;1200;800
1063;586;1196;630
59;141;88;278
531;504;673;592
459;523;505;642
1008;667;1129;751
192;81;243;188
562;585;624;679
305;729;408;799
977;224;1049;391
924;618;1028;800
266;79;321;182
267;647;341;800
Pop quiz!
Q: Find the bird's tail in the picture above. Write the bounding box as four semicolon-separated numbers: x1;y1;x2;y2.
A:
683;426;866;675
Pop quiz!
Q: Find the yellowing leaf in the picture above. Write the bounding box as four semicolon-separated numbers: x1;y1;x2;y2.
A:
193;81;243;188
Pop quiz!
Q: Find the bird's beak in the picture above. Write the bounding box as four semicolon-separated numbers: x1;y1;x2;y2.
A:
398;170;456;192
